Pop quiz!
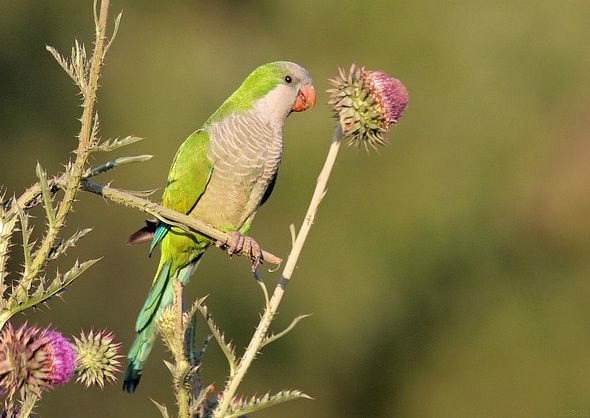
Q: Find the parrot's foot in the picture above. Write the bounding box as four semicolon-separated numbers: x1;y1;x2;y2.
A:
216;231;262;272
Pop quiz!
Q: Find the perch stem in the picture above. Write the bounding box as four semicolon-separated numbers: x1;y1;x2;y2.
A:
212;126;343;418
77;179;283;266
174;278;190;418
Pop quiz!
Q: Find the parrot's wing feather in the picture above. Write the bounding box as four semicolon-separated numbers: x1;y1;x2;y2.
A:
147;130;212;252
259;171;278;207
162;129;213;213
135;262;171;332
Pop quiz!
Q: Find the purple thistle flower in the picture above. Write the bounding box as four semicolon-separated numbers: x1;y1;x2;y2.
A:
365;70;408;125
328;64;409;150
41;329;76;386
0;323;75;399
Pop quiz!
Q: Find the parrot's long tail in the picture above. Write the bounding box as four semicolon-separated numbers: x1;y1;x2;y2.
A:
123;321;156;394
123;257;201;394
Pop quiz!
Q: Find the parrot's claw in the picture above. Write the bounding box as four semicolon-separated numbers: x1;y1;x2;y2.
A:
217;231;262;272
243;236;262;272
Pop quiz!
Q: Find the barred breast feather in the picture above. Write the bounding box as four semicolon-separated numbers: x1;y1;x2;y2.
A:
190;110;283;230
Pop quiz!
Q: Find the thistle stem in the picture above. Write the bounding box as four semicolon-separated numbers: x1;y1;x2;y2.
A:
0;0;111;330
77;179;283;266
213;126;343;418
174;278;190;418
16;393;38;418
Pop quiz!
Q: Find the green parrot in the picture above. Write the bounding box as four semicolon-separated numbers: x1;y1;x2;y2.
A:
123;61;315;393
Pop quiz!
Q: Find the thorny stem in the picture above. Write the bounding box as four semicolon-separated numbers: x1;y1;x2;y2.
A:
0;0;111;330
213;126;344;418
77;180;283;266
174;279;190;418
2;173;282;268
16;393;38;418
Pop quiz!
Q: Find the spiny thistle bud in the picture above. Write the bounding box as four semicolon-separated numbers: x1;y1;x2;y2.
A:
328;64;408;150
73;330;121;388
0;323;75;399
156;306;177;352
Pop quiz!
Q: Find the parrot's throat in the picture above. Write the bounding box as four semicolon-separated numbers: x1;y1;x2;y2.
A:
250;84;296;132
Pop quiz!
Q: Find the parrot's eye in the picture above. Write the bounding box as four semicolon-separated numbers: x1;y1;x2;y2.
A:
284;75;292;83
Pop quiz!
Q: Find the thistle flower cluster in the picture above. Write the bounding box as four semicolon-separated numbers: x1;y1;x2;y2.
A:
73;330;121;388
0;324;122;400
328;64;408;149
0;323;75;399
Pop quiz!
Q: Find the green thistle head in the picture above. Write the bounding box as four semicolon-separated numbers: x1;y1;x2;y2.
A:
0;323;75;399
73;330;121;388
156;306;177;352
328;64;408;150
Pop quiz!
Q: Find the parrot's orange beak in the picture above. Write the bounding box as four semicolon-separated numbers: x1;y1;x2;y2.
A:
292;84;316;112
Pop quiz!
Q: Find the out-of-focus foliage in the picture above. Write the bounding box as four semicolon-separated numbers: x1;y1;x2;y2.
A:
1;0;588;417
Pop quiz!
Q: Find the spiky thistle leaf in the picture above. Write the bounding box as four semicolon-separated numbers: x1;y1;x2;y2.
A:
46;39;89;94
90;112;100;149
35;163;56;227
102;12;122;60
45;45;78;86
46;258;100;296
71;39;89;93
260;314;311;349
49;228;93;261
227;390;312;418
115;187;159;198
184;307;212;398
83;155;153;179
188;298;237;375
14;202;33;279
0;202;18;295
5;258;100;315
93;136;144;152
150;398;171;418
28;277;46;302
185;313;212;369
62;258;100;283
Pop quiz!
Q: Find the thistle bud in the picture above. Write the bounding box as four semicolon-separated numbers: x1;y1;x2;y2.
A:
328;64;408;150
0;323;75;399
73;330;121;388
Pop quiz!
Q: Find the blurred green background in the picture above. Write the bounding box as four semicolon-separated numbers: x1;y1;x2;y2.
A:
1;0;589;417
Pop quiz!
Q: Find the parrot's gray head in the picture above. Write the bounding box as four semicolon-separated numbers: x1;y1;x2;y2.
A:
207;61;315;129
248;61;315;126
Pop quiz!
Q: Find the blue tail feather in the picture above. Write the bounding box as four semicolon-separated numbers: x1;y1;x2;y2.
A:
123;256;202;394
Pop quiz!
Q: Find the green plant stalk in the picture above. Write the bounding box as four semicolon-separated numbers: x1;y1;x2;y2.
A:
0;211;17;291
0;0;111;330
77;179;283;266
174;279;190;418
16;393;38;418
2;170;282;267
212;126;343;418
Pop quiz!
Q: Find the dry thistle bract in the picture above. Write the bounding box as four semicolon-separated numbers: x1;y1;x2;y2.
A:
328;64;408;150
73;329;122;388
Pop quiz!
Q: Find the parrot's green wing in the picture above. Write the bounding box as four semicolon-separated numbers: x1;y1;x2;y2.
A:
149;129;212;254
162;129;212;213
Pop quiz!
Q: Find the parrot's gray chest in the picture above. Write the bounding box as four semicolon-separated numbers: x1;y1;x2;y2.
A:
192;111;283;229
